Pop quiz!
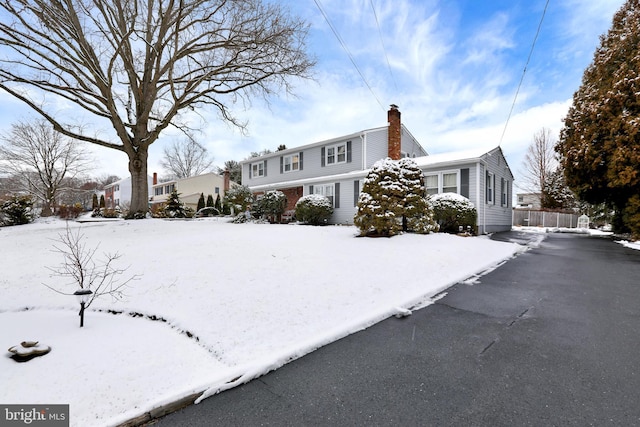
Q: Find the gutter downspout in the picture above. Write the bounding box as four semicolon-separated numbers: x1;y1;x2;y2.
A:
361;133;366;170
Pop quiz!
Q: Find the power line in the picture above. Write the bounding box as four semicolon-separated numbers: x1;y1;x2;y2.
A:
499;0;550;145
313;0;386;111
370;0;398;91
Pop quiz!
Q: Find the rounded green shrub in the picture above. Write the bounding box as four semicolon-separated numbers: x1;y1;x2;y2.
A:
430;193;477;234
295;194;333;225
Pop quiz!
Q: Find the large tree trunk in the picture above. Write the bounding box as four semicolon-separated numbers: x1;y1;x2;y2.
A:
128;148;149;214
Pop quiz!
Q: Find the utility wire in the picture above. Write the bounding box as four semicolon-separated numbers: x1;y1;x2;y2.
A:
499;0;550;145
370;0;398;91
313;0;386;111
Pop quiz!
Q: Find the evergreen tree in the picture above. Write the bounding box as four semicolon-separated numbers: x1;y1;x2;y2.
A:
206;194;214;208
556;0;640;235
99;194;105;208
257;190;287;223
354;158;404;236
214;194;222;211
224;185;254;213
0;195;34;226
541;167;577;211
163;190;191;218
398;158;437;234
91;193;99;210
197;193;205;211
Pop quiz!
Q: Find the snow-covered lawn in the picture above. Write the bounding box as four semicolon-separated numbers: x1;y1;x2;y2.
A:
2;218;524;426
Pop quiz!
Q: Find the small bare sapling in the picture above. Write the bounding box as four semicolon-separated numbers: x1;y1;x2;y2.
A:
44;225;138;310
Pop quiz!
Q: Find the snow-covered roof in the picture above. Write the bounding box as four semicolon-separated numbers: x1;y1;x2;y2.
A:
413;146;500;167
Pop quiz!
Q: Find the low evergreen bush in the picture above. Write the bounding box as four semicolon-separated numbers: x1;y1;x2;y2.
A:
430;193;477;234
295;194;333;225
256;190;287;223
0;195;34;226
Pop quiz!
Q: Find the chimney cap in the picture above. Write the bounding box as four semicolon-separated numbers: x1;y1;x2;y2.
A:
390;104;399;110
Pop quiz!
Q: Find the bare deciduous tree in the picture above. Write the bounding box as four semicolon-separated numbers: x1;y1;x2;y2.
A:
520;127;557;205
0;119;92;216
0;0;315;214
160;138;214;179
44;225;138;312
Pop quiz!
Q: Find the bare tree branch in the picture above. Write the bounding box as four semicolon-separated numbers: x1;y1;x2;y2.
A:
0;118;93;215
0;0;315;213
519;127;558;205
44;224;139;308
160;136;215;179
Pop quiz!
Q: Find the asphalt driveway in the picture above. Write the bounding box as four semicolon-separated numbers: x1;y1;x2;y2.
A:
153;232;640;426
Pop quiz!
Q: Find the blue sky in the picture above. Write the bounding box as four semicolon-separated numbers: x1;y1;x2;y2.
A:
0;0;626;188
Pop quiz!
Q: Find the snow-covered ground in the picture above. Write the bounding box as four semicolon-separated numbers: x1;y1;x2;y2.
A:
3;218;528;426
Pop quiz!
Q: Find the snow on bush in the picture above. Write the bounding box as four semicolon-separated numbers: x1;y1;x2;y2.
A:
429;193;477;234
224;185;254;214
398;158;438;234
354;158;437;236
256;190;287;223
0;195;34;226
354;158;405;236
295;194;333;225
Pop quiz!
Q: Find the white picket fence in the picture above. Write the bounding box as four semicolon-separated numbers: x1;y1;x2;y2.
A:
513;209;580;228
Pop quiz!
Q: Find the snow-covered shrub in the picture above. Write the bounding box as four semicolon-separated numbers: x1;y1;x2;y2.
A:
163;190;193;218
125;210;147;220
399;158;438;234
430;193;477;234
354;158;437;236
0;195;34;226
295;194;333;225
354;158;404;236
223;185;254;214
256;190;287;223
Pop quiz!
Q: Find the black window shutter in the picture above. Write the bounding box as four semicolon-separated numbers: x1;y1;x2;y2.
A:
460;168;469;198
347;141;352;163
354;180;359;206
486;171;490;203
280;156;283;174
501;178;505;206
299;152;304;170
249;164;252;179
309;185;314;194
321;147;325;167
264;160;267;177
334;183;340;208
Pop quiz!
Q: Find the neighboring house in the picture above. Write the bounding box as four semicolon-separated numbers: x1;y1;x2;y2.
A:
104;176;154;210
516;193;542;210
150;171;233;211
241;105;514;233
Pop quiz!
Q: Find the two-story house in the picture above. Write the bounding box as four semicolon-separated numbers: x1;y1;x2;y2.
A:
241;105;514;233
150;171;233;211
104;176;154;210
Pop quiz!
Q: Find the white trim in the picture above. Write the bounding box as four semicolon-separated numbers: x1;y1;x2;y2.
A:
282;153;300;173
325;142;347;166
251;161;265;177
424;169;460;194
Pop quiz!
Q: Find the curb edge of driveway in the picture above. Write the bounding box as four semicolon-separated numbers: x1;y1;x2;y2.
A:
116;391;205;427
